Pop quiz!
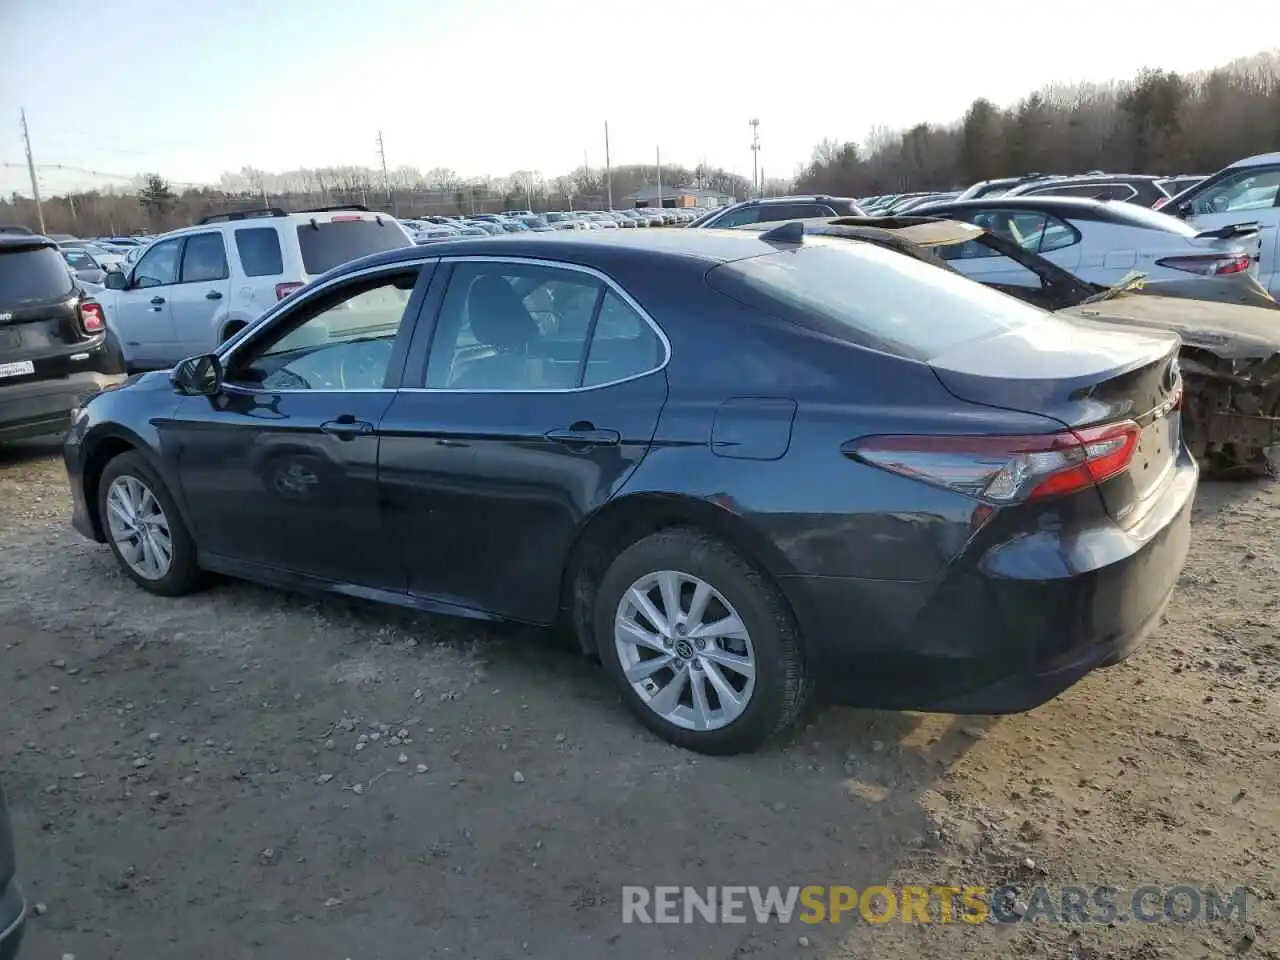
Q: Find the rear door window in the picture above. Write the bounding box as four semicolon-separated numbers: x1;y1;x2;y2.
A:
0;245;75;304
707;237;1041;361
235;227;284;277
180;231;229;282
295;219;412;275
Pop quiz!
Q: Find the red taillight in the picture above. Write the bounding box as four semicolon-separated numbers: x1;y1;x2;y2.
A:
79;301;106;333
1153;197;1170;210
1155;253;1252;276
848;421;1142;503
275;282;304;300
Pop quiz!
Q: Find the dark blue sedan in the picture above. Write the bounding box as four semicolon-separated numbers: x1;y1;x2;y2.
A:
62;228;1195;754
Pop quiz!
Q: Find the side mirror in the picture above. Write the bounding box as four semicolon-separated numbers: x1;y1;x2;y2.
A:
171;354;223;396
104;270;128;290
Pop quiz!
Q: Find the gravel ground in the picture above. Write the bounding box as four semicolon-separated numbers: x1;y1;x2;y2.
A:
1;437;1277;960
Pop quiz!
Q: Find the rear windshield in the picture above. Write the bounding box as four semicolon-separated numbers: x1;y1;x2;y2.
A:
0;245;75;304
706;237;1042;361
295;219;412;275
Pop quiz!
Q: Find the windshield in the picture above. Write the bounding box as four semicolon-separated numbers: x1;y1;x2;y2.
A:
294;219;413;275
0;245;76;303
707;236;1041;361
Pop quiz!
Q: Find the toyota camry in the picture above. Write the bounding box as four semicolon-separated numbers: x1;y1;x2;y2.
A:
63;228;1195;754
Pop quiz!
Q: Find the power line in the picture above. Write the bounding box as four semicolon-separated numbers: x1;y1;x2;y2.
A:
0;162;201;187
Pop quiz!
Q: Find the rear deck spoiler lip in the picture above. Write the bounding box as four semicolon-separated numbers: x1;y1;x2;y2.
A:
1193;221;1261;241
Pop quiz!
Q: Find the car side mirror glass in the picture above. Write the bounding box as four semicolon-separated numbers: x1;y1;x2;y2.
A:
171;354;223;396
104;270;127;290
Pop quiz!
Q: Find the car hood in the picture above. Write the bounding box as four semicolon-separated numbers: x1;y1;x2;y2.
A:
1059;294;1280;359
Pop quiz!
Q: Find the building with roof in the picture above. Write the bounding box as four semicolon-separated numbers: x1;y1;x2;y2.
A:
622;185;732;209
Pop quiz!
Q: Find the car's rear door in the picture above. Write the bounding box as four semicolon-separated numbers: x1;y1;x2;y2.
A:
378;256;668;623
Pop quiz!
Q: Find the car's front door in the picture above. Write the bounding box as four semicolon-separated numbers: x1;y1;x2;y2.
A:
1177;165;1280;295
167;230;233;359
378;257;668;623
162;261;433;589
112;237;182;369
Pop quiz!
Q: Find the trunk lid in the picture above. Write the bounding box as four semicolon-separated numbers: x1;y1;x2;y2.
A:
928;314;1183;524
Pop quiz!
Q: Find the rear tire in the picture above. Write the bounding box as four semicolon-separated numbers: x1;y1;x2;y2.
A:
594;528;810;755
98;451;204;596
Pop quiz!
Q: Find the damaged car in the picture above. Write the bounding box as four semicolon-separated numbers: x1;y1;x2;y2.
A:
737;216;1280;477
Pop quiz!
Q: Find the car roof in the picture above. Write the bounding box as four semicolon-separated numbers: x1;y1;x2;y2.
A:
915;195;1165;225
1228;152;1280;169
335;228;780;275
0;232;56;251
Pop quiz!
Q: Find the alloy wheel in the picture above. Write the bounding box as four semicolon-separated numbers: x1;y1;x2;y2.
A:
104;475;173;581
613;570;757;731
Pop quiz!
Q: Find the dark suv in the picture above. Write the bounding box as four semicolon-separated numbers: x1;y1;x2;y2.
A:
686;195;866;229
0;233;125;443
0;782;22;960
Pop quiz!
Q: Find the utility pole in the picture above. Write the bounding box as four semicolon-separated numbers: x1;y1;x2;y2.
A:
376;130;394;213
656;146;662;209
604;121;613;211
749;118;760;199
20;109;46;235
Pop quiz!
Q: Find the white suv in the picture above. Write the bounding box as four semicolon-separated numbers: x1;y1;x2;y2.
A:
1162;152;1280;296
95;206;414;371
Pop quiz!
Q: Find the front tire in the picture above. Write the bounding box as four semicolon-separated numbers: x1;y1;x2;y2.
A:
98;451;204;596
594;528;810;755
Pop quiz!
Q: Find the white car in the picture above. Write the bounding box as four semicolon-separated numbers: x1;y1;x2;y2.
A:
92;206;414;372
914;196;1262;291
1159;152;1280;296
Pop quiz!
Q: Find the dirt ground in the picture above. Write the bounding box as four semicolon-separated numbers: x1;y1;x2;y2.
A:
1;437;1276;960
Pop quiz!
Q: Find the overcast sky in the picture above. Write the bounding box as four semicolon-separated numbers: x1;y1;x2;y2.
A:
1;0;1277;197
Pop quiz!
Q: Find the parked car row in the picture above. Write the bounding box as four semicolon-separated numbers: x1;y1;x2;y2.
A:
399;207;704;243
845;152;1280;298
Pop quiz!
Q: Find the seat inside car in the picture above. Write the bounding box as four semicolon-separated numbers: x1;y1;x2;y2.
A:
450;276;544;389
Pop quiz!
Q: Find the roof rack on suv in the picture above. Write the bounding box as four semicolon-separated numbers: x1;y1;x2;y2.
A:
294;204;372;214
198;207;289;225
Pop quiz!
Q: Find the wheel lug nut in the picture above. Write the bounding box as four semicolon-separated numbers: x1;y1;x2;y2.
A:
663;637;673;648
694;638;706;650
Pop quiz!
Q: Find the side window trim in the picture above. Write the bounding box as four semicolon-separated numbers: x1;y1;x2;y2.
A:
402;255;670;394
572;284;609;388
217;258;438;391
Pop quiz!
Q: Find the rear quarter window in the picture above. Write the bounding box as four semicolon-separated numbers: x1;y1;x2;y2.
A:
235;227;284;278
0;245;75;304
295;219;413;275
706;237;1042;361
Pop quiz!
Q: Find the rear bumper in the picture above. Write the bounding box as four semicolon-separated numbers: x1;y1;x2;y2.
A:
0;371;125;442
0;880;24;960
783;456;1197;714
